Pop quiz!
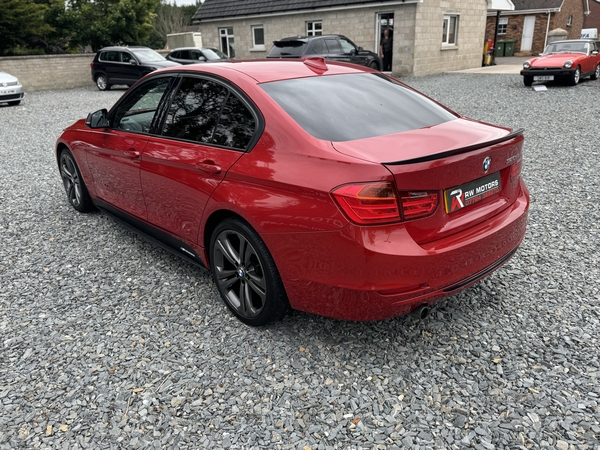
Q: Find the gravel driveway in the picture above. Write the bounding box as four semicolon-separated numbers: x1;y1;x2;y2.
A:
1;74;599;449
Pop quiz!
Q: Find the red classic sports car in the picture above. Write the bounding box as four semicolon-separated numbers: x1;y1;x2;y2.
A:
56;59;529;325
521;39;600;86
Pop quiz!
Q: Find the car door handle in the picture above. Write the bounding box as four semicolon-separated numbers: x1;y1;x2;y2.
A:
124;149;140;158
196;161;222;175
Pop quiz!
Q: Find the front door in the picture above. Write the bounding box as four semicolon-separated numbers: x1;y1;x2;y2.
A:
84;76;173;219
377;13;394;71
521;16;536;52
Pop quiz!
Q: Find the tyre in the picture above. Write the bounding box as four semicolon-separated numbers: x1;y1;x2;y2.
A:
210;218;289;326
59;148;94;212
591;64;600;81
368;61;380;71
568;67;580;86
95;74;111;91
523;76;533;87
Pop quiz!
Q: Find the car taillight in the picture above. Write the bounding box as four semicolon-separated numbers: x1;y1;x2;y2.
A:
510;160;521;182
332;182;400;225
398;191;438;221
90;62;94;68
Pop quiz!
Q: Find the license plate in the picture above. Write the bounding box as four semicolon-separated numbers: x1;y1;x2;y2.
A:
444;172;501;213
1;90;16;94
534;75;554;81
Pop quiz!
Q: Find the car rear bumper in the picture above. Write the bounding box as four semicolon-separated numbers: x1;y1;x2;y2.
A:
265;179;529;321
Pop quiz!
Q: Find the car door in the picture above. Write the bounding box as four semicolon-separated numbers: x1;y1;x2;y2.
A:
119;51;142;84
140;75;258;244
323;38;346;63
339;37;368;67
84;76;174;219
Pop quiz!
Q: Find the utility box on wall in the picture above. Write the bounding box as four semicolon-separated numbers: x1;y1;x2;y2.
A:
166;32;203;49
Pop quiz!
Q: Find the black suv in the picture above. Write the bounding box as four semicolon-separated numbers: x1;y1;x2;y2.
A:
91;46;180;90
267;34;382;70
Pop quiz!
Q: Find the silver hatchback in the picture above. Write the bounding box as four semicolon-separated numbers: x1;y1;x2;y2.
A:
0;71;24;105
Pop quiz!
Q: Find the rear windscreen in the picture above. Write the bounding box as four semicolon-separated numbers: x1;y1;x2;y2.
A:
268;42;307;57
260;73;457;141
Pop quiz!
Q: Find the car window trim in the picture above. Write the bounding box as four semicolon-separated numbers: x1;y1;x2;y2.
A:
106;74;179;136
156;72;265;153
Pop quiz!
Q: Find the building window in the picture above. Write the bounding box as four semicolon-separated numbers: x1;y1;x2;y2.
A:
252;25;265;49
442;15;459;45
306;21;323;36
498;17;508;35
219;27;235;58
567;15;573;27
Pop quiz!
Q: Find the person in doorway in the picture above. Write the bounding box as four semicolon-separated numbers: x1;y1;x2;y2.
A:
380;28;393;71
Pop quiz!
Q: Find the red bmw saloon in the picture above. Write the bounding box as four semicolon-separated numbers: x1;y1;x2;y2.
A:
56;58;529;326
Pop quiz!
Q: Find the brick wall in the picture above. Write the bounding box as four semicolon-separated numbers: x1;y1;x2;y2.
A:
553;0;585;39
584;0;600;30
486;0;586;56
0;54;95;92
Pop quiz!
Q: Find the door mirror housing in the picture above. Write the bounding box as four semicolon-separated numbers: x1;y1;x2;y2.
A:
86;109;109;128
198;56;207;61
358;46;364;52
129;59;138;65
593;50;599;56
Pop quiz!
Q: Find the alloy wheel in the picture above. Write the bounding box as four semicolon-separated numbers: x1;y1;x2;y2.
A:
96;76;107;90
212;229;267;319
574;68;580;84
60;153;83;208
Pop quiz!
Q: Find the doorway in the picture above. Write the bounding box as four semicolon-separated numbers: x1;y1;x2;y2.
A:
377;13;394;71
521;15;535;52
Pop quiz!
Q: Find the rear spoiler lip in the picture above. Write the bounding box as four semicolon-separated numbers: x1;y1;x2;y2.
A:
381;128;525;166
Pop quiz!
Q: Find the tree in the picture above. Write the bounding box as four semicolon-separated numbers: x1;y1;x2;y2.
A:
0;0;53;55
70;0;160;51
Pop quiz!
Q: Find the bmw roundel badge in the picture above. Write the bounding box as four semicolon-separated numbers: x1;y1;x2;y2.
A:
482;156;491;173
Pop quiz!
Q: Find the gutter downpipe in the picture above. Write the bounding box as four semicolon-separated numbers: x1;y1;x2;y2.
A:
544;11;551;49
492;10;501;64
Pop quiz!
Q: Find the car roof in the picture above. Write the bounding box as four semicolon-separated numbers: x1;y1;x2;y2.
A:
98;46;152;51
161;59;370;83
275;34;347;43
169;47;218;51
549;39;599;43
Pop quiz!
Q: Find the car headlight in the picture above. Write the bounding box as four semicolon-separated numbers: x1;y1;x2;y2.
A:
564;60;573;69
523;61;531;69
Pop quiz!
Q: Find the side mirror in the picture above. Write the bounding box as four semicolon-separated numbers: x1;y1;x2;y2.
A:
350;49;357;56
86;109;109;128
593;50;599;56
130;60;138;65
198;56;207;62
358;46;364;52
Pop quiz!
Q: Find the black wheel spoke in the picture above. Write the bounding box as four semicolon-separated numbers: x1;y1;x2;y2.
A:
216;236;239;266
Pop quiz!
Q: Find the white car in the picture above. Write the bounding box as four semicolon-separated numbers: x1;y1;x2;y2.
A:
0;71;25;105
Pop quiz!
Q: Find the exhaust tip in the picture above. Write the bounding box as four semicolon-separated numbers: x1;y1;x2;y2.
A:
411;305;430;320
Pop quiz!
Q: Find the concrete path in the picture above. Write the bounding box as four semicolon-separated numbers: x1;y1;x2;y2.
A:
451;56;530;74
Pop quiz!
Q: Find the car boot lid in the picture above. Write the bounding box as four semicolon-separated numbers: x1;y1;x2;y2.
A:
331;118;520;165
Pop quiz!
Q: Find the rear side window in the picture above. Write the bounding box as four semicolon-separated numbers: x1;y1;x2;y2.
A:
268;41;307;57
261;73;457;142
100;51;119;62
162;77;257;149
324;39;342;53
311;39;325;54
163;78;229;143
